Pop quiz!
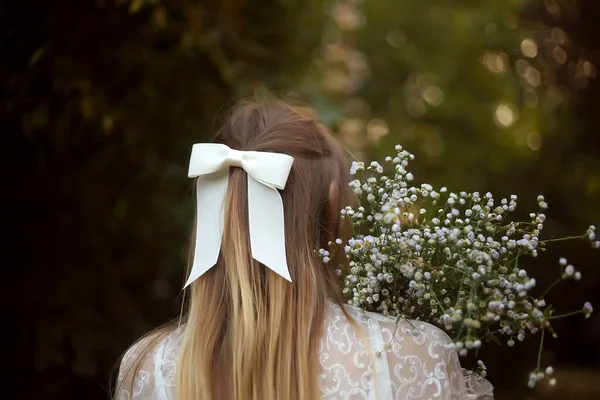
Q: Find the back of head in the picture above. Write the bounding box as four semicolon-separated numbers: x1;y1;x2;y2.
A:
178;96;352;400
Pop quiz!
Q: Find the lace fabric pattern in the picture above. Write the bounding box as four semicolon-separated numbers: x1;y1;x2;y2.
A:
462;369;494;400
117;302;493;399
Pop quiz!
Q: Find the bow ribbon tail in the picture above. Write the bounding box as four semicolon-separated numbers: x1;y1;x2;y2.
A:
184;169;229;288
247;175;292;281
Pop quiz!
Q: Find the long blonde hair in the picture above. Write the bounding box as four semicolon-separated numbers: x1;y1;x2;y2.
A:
176;98;352;400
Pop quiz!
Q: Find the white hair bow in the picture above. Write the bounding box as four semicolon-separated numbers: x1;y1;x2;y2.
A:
185;143;294;287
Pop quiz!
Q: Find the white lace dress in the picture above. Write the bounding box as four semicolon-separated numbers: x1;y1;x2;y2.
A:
118;301;494;399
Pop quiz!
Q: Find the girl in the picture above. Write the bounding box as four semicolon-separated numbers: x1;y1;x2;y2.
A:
116;97;481;400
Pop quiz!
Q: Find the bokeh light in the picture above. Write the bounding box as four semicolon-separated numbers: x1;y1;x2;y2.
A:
494;103;518;128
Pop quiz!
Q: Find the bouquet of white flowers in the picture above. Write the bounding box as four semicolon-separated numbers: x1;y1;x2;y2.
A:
321;145;598;388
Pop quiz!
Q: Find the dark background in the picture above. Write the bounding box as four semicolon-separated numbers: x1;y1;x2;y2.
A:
3;0;599;399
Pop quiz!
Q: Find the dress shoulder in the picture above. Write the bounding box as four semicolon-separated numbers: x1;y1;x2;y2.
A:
116;326;184;400
334;302;469;399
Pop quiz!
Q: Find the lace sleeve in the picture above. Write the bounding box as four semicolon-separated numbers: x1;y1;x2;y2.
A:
116;327;183;400
380;319;468;399
116;335;158;400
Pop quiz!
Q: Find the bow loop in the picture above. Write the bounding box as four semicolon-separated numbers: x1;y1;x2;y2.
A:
241;151;294;190
226;148;245;168
185;143;294;287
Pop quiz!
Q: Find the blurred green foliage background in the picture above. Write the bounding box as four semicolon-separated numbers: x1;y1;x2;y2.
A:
3;0;599;399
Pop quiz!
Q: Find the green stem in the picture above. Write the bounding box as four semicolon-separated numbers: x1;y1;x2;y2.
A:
388;314;415;346
540;277;562;299
455;309;472;343
547;310;584;320
536;321;546;370
388;315;403;345
499;256;518;269
431;286;447;315
541;235;583;243
444;265;467;274
513;249;521;271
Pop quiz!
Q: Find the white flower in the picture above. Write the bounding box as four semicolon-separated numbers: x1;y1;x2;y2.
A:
349;161;365;175
518;269;527;278
583;302;593;319
565;265;575;276
537;300;546;307
337;145;598;384
559;257;567;266
370;161;384;173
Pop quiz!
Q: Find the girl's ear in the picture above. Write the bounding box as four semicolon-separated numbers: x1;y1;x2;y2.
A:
328;181;339;238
